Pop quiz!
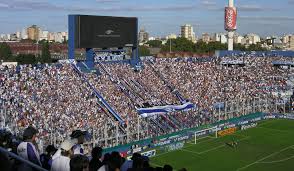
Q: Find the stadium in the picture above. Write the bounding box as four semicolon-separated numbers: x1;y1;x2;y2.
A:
1;6;294;171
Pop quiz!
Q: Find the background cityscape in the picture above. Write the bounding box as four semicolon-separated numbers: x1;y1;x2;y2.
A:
0;24;294;56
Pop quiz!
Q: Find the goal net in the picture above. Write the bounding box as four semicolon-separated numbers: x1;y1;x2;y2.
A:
190;126;218;144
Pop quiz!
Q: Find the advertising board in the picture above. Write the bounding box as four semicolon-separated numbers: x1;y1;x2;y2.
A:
225;7;237;31
241;123;257;130
218;127;237;136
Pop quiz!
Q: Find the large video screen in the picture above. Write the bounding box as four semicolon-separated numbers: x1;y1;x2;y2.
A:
74;15;138;48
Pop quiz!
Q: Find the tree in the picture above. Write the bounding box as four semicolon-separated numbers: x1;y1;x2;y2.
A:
40;41;52;63
146;40;162;48
0;42;12;61
195;40;210;53
15;54;37;64
234;43;246;51
139;46;151;56
161;37;195;52
247;44;266;51
62;39;68;44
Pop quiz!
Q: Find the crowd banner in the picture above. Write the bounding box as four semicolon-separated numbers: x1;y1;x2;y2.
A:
137;102;195;117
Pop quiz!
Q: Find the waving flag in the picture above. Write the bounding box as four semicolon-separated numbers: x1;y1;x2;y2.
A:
137;102;195;117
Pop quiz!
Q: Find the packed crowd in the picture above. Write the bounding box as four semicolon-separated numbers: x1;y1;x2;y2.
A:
153;56;292;109
94;52;129;62
0;64;106;146
0;56;293;149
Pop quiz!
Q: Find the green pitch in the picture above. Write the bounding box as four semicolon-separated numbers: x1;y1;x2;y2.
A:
150;119;294;171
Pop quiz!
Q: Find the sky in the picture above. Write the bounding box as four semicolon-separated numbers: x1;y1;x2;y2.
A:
0;0;293;37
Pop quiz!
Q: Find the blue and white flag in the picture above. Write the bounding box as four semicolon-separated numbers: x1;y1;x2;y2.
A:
137;102;195;117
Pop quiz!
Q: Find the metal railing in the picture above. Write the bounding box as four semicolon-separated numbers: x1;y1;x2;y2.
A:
0;96;293;149
0;146;48;171
93;96;293;148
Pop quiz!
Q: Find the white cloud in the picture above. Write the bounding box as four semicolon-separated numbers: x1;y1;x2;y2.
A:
238;5;264;11
240;16;294;21
201;0;216;6
0;0;63;10
95;0;120;2
0;3;9;8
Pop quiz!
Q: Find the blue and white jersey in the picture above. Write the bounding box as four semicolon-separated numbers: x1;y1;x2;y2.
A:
17;142;41;166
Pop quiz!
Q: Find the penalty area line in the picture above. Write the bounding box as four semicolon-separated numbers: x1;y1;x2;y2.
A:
236;144;294;171
199;136;250;154
257;155;294;164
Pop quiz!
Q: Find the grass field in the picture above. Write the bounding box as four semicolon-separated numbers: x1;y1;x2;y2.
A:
150;119;294;171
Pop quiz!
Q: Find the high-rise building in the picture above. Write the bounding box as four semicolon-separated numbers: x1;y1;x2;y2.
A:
61;32;68;41
21;28;28;39
202;33;210;43
148;37;156;41
10;34;17;41
233;34;244;44
27;25;40;41
290;36;294;50
48;32;55;42
246;33;261;44
220;34;227;44
0;34;5;40
0;34;10;41
213;33;227;44
282;34;292;49
54;32;64;43
6;34;11;41
213;33;220;42
16;31;21;39
39;31;49;41
166;34;177;40
181;24;196;43
139;29;149;43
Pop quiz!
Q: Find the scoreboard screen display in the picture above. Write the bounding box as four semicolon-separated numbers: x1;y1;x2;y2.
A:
73;15;138;48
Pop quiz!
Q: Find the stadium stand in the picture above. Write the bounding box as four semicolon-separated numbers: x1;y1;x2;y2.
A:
0;54;293;170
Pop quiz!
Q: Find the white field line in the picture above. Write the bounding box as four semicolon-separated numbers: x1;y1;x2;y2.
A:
198;136;251;154
153;131;250;158
256;126;293;133
150;161;164;167
152;120;266;160
257;155;294;164
150;160;181;171
256;119;277;127
187;136;216;145
180;148;201;155
257;146;294;164
236;145;294;171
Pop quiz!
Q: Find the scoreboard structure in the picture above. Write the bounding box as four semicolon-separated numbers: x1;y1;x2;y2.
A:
68;15;140;68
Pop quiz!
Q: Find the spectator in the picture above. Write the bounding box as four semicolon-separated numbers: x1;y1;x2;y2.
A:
70;154;89;171
89;146;103;171
71;130;91;155
40;145;57;170
142;156;152;170
102;153;111;165
120;153;141;171
17;126;41;171
99;151;123;171
163;165;173;171
1;56;293;147
178;168;187;171
51;139;75;171
0;150;12;171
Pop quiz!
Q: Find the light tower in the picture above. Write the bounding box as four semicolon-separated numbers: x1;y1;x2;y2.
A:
225;0;237;51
